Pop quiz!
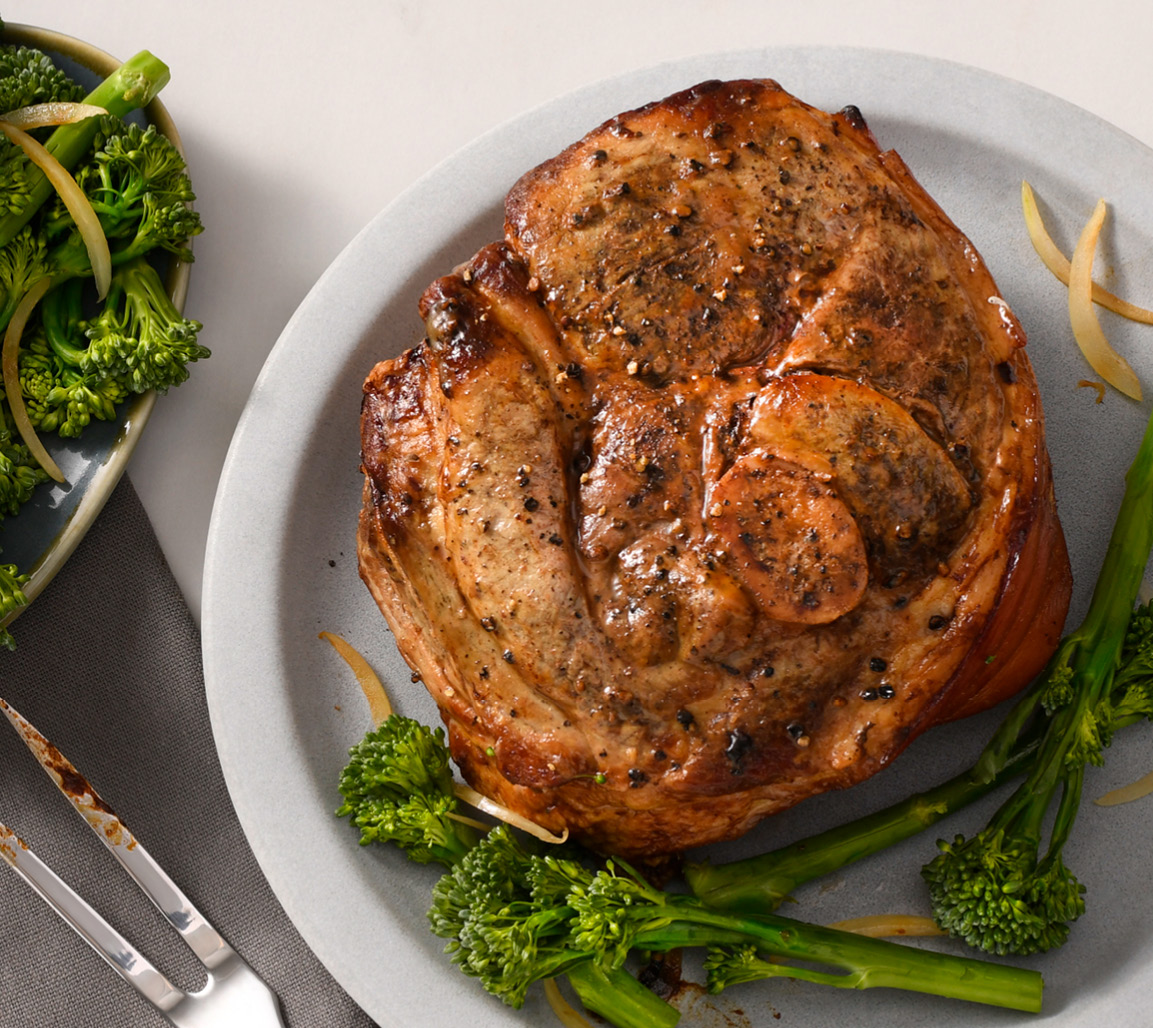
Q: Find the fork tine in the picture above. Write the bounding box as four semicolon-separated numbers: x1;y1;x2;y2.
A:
0;819;185;1013
0;699;233;968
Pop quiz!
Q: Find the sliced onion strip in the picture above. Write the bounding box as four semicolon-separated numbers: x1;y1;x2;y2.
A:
2;278;64;482
1023;181;1153;325
453;782;569;844
0;120;111;299
826;914;946;938
1068;199;1142;401
318;631;393;725
544;979;595;1028
0;102;106;130
1095;768;1153;807
446;810;491;832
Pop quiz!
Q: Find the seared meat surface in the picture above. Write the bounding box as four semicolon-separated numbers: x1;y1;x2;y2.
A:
358;79;1071;857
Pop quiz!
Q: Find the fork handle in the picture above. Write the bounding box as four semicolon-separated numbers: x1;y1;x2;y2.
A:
0;698;232;967
0;822;185;1012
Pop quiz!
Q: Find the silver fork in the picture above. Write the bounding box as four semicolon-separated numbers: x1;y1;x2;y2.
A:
0;698;287;1028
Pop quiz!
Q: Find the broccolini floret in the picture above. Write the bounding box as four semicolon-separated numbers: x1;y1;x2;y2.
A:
0;398;41;645
1101;603;1153;740
0;400;48;513
0;43;85;112
16;279;126;437
43;118;203;263
0;224;51;329
9;262;205;441
81;257;207;394
0;49;171;251
0;112;205;336
338;713;680;1028
0;42;85;220
339;696;1047;1024
0;560;27;649
336;715;479;867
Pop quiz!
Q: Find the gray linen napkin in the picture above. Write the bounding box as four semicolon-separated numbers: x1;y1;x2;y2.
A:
0;478;379;1028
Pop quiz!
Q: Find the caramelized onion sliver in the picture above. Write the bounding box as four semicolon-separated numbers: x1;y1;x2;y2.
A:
0;102;106;130
2;277;64;482
318;631;393;725
454;782;569;844
445;809;491;832
1022;181;1153;325
1068;199;1142;401
1095;768;1153;807
544;979;595;1028
826;914;946;938
0;120;111;299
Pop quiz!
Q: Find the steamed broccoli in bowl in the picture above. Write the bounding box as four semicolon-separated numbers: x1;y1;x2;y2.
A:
0;33;206;647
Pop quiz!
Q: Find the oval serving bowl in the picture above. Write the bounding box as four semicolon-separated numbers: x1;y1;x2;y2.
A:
0;23;192;624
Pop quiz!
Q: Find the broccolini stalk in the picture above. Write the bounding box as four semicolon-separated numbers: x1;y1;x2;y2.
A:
431;824;1043;1015
921;406;1153;955
564;960;680;1028
684;729;1043;916
0;49;170;250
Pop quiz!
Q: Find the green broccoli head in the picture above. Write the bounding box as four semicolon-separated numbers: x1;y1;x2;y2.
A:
922;829;1085;955
0;44;85;111
0;437;47;515
0;44;86;220
336;713;478;867
0;401;49;516
528;849;602;908
1105;600;1153;736
703;944;788;994
15;334;63;431
1039;663;1075;715
428;824;585;1009
0;225;50;321
82;257;208;393
339;712;456;801
0;560;29;648
569;861;676;971
53;118;203;261
18;287;128;437
35;371;127;438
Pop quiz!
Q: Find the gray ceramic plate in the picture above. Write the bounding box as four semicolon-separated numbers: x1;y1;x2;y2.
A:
0;24;190;625
203;48;1153;1027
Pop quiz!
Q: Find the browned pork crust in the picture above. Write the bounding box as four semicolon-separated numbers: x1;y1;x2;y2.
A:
358;79;1071;857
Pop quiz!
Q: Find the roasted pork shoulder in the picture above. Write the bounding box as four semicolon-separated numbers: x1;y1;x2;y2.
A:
358;78;1071;857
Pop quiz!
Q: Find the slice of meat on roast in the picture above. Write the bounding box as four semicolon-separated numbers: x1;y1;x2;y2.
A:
358;78;1071;858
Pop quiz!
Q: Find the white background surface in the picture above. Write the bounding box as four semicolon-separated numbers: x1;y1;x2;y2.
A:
8;0;1153;618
